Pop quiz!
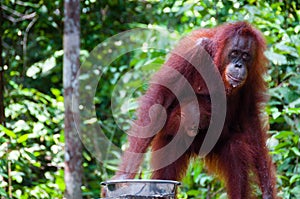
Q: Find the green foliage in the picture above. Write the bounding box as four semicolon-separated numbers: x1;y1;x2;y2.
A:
1;0;299;198
0;82;64;198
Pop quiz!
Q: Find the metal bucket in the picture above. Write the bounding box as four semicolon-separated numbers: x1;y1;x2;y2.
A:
101;179;181;199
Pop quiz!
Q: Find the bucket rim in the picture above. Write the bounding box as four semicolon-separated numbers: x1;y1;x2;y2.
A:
101;179;181;186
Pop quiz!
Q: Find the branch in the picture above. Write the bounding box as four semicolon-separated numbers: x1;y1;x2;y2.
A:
1;5;36;23
22;17;37;71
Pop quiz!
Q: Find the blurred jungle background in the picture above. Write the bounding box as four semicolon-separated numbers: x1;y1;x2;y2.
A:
0;0;299;198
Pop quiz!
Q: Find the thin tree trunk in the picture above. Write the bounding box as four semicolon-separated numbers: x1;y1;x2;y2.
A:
0;1;5;126
63;0;82;198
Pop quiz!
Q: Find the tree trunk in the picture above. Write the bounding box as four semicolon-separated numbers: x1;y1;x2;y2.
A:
63;0;82;198
0;2;5;126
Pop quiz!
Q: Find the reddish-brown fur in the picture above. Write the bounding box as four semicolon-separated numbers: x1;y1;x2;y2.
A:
113;22;278;199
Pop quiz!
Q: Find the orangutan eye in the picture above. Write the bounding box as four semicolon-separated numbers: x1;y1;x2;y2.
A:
230;50;238;58
242;53;250;61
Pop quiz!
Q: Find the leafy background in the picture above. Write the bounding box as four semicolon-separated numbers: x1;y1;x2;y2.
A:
0;0;299;198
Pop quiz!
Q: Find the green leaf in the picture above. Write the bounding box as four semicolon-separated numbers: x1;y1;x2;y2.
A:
275;131;294;139
291;147;300;156
290;76;300;88
26;57;56;78
265;50;287;65
0;187;8;197
290;175;300;184
24;150;37;161
56;170;66;191
17;134;29;143
270;107;281;119
19;1;39;8
186;189;201;196
285;107;300;115
289;98;300;108
51;88;61;97
11;171;24;183
12;120;30;133
8;150;20;161
291;185;300;197
0;125;16;138
275;43;299;57
175;3;194;16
